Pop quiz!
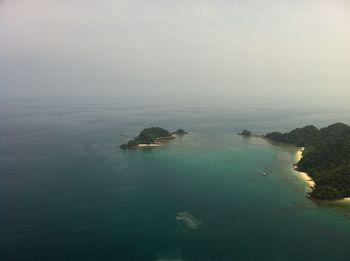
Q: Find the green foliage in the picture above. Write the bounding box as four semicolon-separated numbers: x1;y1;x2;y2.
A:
266;123;350;200
135;127;172;144
265;125;319;147
121;127;174;148
239;129;252;136
312;186;345;200
120;139;139;149
173;128;188;135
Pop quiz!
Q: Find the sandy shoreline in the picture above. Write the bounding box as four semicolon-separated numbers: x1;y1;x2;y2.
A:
294;148;350;202
137;143;162;147
292;147;350;203
136;135;178;148
294;148;315;189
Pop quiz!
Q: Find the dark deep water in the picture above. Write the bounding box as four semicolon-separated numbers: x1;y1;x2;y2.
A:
1;98;350;260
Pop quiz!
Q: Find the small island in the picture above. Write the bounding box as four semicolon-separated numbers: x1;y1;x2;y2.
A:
265;123;350;200
173;128;188;136
121;127;188;149
239;129;252;137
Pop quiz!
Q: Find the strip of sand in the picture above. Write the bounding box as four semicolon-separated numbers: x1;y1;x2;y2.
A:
298;171;315;188
294;148;315;189
137;143;162;147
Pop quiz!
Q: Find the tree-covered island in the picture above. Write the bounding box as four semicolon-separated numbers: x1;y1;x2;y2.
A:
173;128;189;136
265;123;350;200
121;127;188;149
239;129;252;137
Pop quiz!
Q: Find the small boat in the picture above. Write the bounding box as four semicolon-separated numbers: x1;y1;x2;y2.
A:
262;172;267;176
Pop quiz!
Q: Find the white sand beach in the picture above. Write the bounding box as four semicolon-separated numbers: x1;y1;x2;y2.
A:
137;143;162;147
294;148;315;189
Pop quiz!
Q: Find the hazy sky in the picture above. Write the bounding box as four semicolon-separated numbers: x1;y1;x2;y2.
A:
1;0;349;103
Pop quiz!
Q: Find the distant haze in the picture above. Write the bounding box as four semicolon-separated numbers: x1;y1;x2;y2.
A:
1;0;350;105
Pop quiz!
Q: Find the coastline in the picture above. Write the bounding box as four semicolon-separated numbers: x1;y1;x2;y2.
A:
137;143;162;147
136;134;179;147
294;148;315;190
294;147;350;202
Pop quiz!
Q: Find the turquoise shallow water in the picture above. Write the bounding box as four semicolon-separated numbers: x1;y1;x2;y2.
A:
1;99;350;260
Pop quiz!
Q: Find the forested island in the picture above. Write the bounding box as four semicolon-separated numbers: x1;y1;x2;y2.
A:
265;123;350;200
239;129;252;137
121;127;188;149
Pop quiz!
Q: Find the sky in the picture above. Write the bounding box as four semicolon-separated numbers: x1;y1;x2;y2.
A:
0;0;349;103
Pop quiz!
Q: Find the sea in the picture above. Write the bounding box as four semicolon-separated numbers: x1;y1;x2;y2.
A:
1;98;350;260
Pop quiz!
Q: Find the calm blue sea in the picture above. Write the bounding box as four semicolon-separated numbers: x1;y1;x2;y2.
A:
1;98;350;260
